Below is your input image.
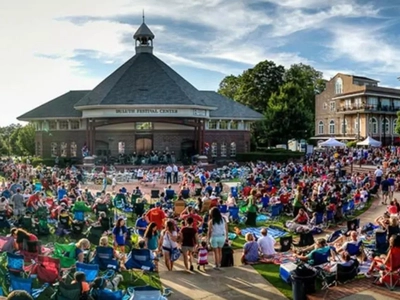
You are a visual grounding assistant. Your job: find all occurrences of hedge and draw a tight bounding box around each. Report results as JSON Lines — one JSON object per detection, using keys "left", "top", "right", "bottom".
{"left": 31, "top": 157, "right": 81, "bottom": 168}
{"left": 236, "top": 151, "right": 304, "bottom": 162}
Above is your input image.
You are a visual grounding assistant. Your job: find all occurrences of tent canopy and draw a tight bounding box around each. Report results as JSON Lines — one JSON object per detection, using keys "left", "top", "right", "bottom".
{"left": 356, "top": 136, "right": 381, "bottom": 147}
{"left": 319, "top": 138, "right": 346, "bottom": 147}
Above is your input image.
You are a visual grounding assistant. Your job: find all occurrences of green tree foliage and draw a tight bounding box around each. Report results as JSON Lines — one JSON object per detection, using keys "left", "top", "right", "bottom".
{"left": 264, "top": 82, "right": 312, "bottom": 143}
{"left": 396, "top": 113, "right": 400, "bottom": 135}
{"left": 218, "top": 60, "right": 324, "bottom": 147}
{"left": 0, "top": 123, "right": 35, "bottom": 156}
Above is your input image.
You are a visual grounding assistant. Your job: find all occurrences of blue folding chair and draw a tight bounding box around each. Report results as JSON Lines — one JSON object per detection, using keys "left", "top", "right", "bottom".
{"left": 311, "top": 248, "right": 332, "bottom": 266}
{"left": 9, "top": 275, "right": 48, "bottom": 298}
{"left": 91, "top": 247, "right": 119, "bottom": 271}
{"left": 346, "top": 200, "right": 355, "bottom": 216}
{"left": 128, "top": 286, "right": 164, "bottom": 300}
{"left": 76, "top": 262, "right": 99, "bottom": 282}
{"left": 73, "top": 211, "right": 85, "bottom": 222}
{"left": 230, "top": 187, "right": 238, "bottom": 198}
{"left": 7, "top": 252, "right": 25, "bottom": 275}
{"left": 125, "top": 248, "right": 156, "bottom": 284}
{"left": 326, "top": 210, "right": 335, "bottom": 227}
{"left": 218, "top": 205, "right": 228, "bottom": 214}
{"left": 345, "top": 241, "right": 363, "bottom": 256}
{"left": 34, "top": 183, "right": 42, "bottom": 192}
{"left": 165, "top": 189, "right": 175, "bottom": 200}
{"left": 181, "top": 189, "right": 190, "bottom": 199}
{"left": 315, "top": 212, "right": 324, "bottom": 226}
{"left": 270, "top": 204, "right": 281, "bottom": 221}
{"left": 228, "top": 206, "right": 239, "bottom": 222}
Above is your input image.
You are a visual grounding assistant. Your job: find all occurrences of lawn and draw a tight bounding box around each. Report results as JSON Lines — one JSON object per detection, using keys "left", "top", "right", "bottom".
{"left": 229, "top": 199, "right": 373, "bottom": 300}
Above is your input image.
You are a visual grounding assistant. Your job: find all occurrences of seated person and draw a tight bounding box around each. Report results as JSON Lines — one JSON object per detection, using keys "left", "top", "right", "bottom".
{"left": 328, "top": 251, "right": 357, "bottom": 272}
{"left": 366, "top": 234, "right": 400, "bottom": 277}
{"left": 71, "top": 271, "right": 90, "bottom": 295}
{"left": 241, "top": 233, "right": 259, "bottom": 264}
{"left": 226, "top": 193, "right": 236, "bottom": 208}
{"left": 257, "top": 228, "right": 276, "bottom": 258}
{"left": 13, "top": 228, "right": 38, "bottom": 251}
{"left": 133, "top": 186, "right": 142, "bottom": 196}
{"left": 138, "top": 239, "right": 158, "bottom": 271}
{"left": 295, "top": 238, "right": 332, "bottom": 266}
{"left": 98, "top": 212, "right": 111, "bottom": 232}
{"left": 75, "top": 238, "right": 91, "bottom": 263}
{"left": 333, "top": 231, "right": 362, "bottom": 254}
{"left": 292, "top": 209, "right": 309, "bottom": 225}
{"left": 90, "top": 274, "right": 124, "bottom": 299}
{"left": 93, "top": 236, "right": 121, "bottom": 260}
{"left": 58, "top": 209, "right": 72, "bottom": 230}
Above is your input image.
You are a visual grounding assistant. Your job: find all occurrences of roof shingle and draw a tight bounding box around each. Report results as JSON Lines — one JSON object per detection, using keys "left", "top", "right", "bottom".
{"left": 17, "top": 90, "right": 89, "bottom": 120}
{"left": 74, "top": 53, "right": 213, "bottom": 108}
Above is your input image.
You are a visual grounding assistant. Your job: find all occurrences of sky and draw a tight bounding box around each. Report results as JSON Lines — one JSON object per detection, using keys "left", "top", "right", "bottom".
{"left": 1, "top": 0, "right": 400, "bottom": 126}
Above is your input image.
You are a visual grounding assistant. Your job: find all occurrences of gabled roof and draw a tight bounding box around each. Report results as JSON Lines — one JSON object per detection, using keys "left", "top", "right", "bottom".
{"left": 353, "top": 75, "right": 379, "bottom": 83}
{"left": 200, "top": 91, "right": 264, "bottom": 120}
{"left": 75, "top": 53, "right": 213, "bottom": 108}
{"left": 134, "top": 22, "right": 155, "bottom": 39}
{"left": 17, "top": 90, "right": 89, "bottom": 121}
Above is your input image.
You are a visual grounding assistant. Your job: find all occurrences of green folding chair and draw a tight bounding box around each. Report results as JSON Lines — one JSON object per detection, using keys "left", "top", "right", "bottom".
{"left": 52, "top": 243, "right": 77, "bottom": 268}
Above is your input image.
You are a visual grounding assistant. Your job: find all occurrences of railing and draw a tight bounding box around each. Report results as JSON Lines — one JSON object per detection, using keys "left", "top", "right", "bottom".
{"left": 338, "top": 105, "right": 398, "bottom": 112}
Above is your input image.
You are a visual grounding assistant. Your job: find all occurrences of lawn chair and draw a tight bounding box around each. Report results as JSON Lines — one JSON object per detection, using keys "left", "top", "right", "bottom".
{"left": 91, "top": 246, "right": 119, "bottom": 271}
{"left": 125, "top": 248, "right": 156, "bottom": 284}
{"left": 315, "top": 212, "right": 324, "bottom": 227}
{"left": 228, "top": 206, "right": 239, "bottom": 223}
{"left": 174, "top": 199, "right": 185, "bottom": 217}
{"left": 52, "top": 243, "right": 77, "bottom": 268}
{"left": 325, "top": 210, "right": 335, "bottom": 227}
{"left": 345, "top": 200, "right": 355, "bottom": 217}
{"left": 7, "top": 252, "right": 30, "bottom": 276}
{"left": 51, "top": 281, "right": 82, "bottom": 300}
{"left": 311, "top": 248, "right": 332, "bottom": 267}
{"left": 181, "top": 189, "right": 190, "bottom": 199}
{"left": 269, "top": 204, "right": 282, "bottom": 221}
{"left": 76, "top": 262, "right": 99, "bottom": 282}
{"left": 365, "top": 230, "right": 388, "bottom": 257}
{"left": 277, "top": 236, "right": 292, "bottom": 252}
{"left": 165, "top": 189, "right": 175, "bottom": 200}
{"left": 9, "top": 275, "right": 49, "bottom": 298}
{"left": 319, "top": 259, "right": 359, "bottom": 289}
{"left": 218, "top": 205, "right": 229, "bottom": 222}
{"left": 150, "top": 190, "right": 160, "bottom": 199}
{"left": 345, "top": 219, "right": 360, "bottom": 234}
{"left": 0, "top": 212, "right": 10, "bottom": 229}
{"left": 87, "top": 226, "right": 105, "bottom": 245}
{"left": 377, "top": 246, "right": 400, "bottom": 290}
{"left": 32, "top": 256, "right": 60, "bottom": 284}
{"left": 344, "top": 241, "right": 363, "bottom": 259}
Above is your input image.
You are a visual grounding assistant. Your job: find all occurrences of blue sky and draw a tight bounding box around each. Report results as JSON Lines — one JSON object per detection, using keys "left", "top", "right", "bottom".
{"left": 1, "top": 0, "right": 400, "bottom": 126}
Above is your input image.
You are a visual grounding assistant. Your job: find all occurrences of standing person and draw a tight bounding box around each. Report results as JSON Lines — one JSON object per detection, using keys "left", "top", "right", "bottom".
{"left": 293, "top": 186, "right": 304, "bottom": 217}
{"left": 112, "top": 218, "right": 128, "bottom": 253}
{"left": 173, "top": 164, "right": 179, "bottom": 184}
{"left": 111, "top": 175, "right": 117, "bottom": 192}
{"left": 165, "top": 165, "right": 172, "bottom": 184}
{"left": 381, "top": 175, "right": 390, "bottom": 205}
{"left": 197, "top": 241, "right": 208, "bottom": 271}
{"left": 245, "top": 190, "right": 258, "bottom": 227}
{"left": 375, "top": 166, "right": 383, "bottom": 186}
{"left": 145, "top": 203, "right": 166, "bottom": 232}
{"left": 159, "top": 220, "right": 178, "bottom": 271}
{"left": 179, "top": 217, "right": 199, "bottom": 272}
{"left": 143, "top": 222, "right": 160, "bottom": 253}
{"left": 102, "top": 176, "right": 107, "bottom": 192}
{"left": 11, "top": 188, "right": 25, "bottom": 218}
{"left": 207, "top": 207, "right": 228, "bottom": 270}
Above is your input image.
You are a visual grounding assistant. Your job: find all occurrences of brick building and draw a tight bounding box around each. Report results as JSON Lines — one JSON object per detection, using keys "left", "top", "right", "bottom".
{"left": 314, "top": 73, "right": 400, "bottom": 145}
{"left": 18, "top": 20, "right": 263, "bottom": 160}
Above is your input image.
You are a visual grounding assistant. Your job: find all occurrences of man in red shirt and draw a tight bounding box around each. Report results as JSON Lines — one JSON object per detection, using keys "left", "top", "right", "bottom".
{"left": 145, "top": 203, "right": 166, "bottom": 231}
{"left": 26, "top": 191, "right": 40, "bottom": 210}
{"left": 180, "top": 206, "right": 203, "bottom": 232}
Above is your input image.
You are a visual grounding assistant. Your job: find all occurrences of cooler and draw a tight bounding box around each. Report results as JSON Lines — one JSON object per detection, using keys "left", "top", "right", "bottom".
{"left": 280, "top": 262, "right": 297, "bottom": 283}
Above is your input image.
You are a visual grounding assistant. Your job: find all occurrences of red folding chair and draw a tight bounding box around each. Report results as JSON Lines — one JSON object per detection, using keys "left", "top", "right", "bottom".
{"left": 31, "top": 255, "right": 61, "bottom": 284}
{"left": 378, "top": 247, "right": 400, "bottom": 290}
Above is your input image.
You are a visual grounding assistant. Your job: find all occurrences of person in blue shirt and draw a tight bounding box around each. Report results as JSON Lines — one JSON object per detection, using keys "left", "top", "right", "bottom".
{"left": 135, "top": 213, "right": 148, "bottom": 237}
{"left": 90, "top": 275, "right": 124, "bottom": 300}
{"left": 205, "top": 182, "right": 213, "bottom": 196}
{"left": 112, "top": 217, "right": 128, "bottom": 253}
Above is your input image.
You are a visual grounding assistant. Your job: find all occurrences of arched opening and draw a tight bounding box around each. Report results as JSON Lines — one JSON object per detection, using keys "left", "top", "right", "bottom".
{"left": 370, "top": 117, "right": 378, "bottom": 134}
{"left": 318, "top": 121, "right": 324, "bottom": 134}
{"left": 329, "top": 120, "right": 335, "bottom": 134}
{"left": 136, "top": 138, "right": 152, "bottom": 155}
{"left": 335, "top": 78, "right": 343, "bottom": 94}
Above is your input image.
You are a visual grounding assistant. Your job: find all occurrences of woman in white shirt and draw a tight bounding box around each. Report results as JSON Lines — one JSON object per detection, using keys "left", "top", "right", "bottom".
{"left": 159, "top": 219, "right": 178, "bottom": 271}
{"left": 226, "top": 193, "right": 236, "bottom": 208}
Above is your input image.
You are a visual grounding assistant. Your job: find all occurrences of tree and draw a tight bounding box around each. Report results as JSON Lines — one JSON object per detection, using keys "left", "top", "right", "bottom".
{"left": 218, "top": 75, "right": 241, "bottom": 100}
{"left": 264, "top": 82, "right": 312, "bottom": 144}
{"left": 16, "top": 123, "right": 35, "bottom": 156}
{"left": 236, "top": 60, "right": 285, "bottom": 113}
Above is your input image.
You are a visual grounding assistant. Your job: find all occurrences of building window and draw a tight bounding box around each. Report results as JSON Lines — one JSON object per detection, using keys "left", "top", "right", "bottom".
{"left": 394, "top": 100, "right": 400, "bottom": 110}
{"left": 60, "top": 142, "right": 68, "bottom": 157}
{"left": 230, "top": 121, "right": 238, "bottom": 130}
{"left": 335, "top": 78, "right": 343, "bottom": 94}
{"left": 318, "top": 121, "right": 324, "bottom": 134}
{"left": 49, "top": 121, "right": 57, "bottom": 130}
{"left": 211, "top": 142, "right": 217, "bottom": 157}
{"left": 51, "top": 142, "right": 58, "bottom": 157}
{"left": 370, "top": 117, "right": 378, "bottom": 134}
{"left": 330, "top": 101, "right": 336, "bottom": 112}
{"left": 367, "top": 97, "right": 378, "bottom": 109}
{"left": 355, "top": 97, "right": 362, "bottom": 108}
{"left": 394, "top": 119, "right": 398, "bottom": 135}
{"left": 70, "top": 120, "right": 80, "bottom": 130}
{"left": 344, "top": 99, "right": 352, "bottom": 109}
{"left": 220, "top": 142, "right": 227, "bottom": 157}
{"left": 329, "top": 120, "right": 335, "bottom": 134}
{"left": 59, "top": 121, "right": 68, "bottom": 130}
{"left": 36, "top": 142, "right": 41, "bottom": 156}
{"left": 381, "top": 98, "right": 390, "bottom": 111}
{"left": 118, "top": 141, "right": 125, "bottom": 154}
{"left": 208, "top": 121, "right": 217, "bottom": 129}
{"left": 219, "top": 121, "right": 228, "bottom": 130}
{"left": 135, "top": 122, "right": 152, "bottom": 130}
{"left": 70, "top": 142, "right": 77, "bottom": 157}
{"left": 382, "top": 117, "right": 390, "bottom": 134}
{"left": 230, "top": 142, "right": 236, "bottom": 157}
{"left": 341, "top": 119, "right": 348, "bottom": 134}
{"left": 354, "top": 119, "right": 359, "bottom": 135}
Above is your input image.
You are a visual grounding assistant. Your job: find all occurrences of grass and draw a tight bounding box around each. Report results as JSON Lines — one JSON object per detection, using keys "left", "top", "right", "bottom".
{"left": 229, "top": 199, "right": 374, "bottom": 300}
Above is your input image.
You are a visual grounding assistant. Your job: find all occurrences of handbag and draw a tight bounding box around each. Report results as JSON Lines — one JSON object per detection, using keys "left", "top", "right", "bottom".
{"left": 167, "top": 233, "right": 181, "bottom": 262}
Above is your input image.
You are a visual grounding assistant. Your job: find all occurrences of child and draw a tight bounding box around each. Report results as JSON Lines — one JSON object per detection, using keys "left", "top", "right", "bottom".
{"left": 197, "top": 241, "right": 208, "bottom": 271}
{"left": 112, "top": 217, "right": 128, "bottom": 253}
{"left": 91, "top": 274, "right": 124, "bottom": 298}
{"left": 71, "top": 271, "right": 90, "bottom": 298}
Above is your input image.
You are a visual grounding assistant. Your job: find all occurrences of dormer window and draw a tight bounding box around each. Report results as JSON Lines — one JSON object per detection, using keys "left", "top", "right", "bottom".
{"left": 335, "top": 78, "right": 343, "bottom": 94}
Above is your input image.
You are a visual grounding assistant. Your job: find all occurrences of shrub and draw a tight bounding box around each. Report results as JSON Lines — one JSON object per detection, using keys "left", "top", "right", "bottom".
{"left": 346, "top": 141, "right": 357, "bottom": 148}
{"left": 31, "top": 157, "right": 44, "bottom": 167}
{"left": 236, "top": 151, "right": 304, "bottom": 162}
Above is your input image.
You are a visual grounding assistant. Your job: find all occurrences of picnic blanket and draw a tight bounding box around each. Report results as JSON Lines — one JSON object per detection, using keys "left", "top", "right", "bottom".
{"left": 240, "top": 226, "right": 287, "bottom": 239}
{"left": 246, "top": 252, "right": 296, "bottom": 265}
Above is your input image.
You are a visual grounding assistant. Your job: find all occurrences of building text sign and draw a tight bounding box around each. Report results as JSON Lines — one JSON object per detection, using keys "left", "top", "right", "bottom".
{"left": 116, "top": 109, "right": 178, "bottom": 114}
